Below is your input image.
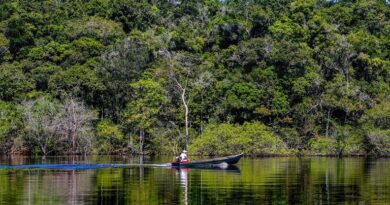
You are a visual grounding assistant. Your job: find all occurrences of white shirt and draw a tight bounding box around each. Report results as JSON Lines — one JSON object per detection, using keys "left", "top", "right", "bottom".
{"left": 180, "top": 153, "right": 187, "bottom": 160}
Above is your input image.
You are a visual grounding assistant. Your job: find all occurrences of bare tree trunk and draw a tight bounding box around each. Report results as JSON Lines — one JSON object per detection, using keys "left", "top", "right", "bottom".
{"left": 173, "top": 74, "right": 190, "bottom": 150}
{"left": 71, "top": 132, "right": 76, "bottom": 154}
{"left": 326, "top": 109, "right": 331, "bottom": 137}
{"left": 40, "top": 143, "right": 47, "bottom": 157}
{"left": 71, "top": 99, "right": 78, "bottom": 154}
{"left": 181, "top": 89, "right": 189, "bottom": 150}
{"left": 200, "top": 94, "right": 204, "bottom": 133}
{"left": 139, "top": 129, "right": 144, "bottom": 155}
{"left": 161, "top": 49, "right": 191, "bottom": 150}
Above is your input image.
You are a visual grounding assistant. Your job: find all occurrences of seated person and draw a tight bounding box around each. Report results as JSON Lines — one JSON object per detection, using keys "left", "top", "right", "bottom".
{"left": 178, "top": 150, "right": 188, "bottom": 162}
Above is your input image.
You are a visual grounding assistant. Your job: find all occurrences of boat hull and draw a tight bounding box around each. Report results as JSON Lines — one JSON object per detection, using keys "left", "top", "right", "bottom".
{"left": 171, "top": 153, "right": 243, "bottom": 168}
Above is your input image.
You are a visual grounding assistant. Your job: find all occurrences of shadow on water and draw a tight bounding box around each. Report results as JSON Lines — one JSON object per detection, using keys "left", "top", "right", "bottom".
{"left": 171, "top": 164, "right": 241, "bottom": 173}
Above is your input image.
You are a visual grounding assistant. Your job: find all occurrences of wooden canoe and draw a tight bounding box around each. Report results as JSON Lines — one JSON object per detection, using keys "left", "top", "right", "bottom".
{"left": 171, "top": 153, "right": 243, "bottom": 168}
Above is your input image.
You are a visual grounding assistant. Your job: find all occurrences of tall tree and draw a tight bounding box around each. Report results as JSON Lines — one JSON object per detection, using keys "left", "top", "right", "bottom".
{"left": 125, "top": 79, "right": 168, "bottom": 154}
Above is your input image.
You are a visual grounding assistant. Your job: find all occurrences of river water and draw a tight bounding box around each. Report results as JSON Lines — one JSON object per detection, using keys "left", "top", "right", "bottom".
{"left": 0, "top": 156, "right": 389, "bottom": 205}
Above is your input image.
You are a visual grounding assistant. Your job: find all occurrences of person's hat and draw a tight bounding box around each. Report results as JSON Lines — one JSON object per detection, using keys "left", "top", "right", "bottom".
{"left": 182, "top": 150, "right": 187, "bottom": 153}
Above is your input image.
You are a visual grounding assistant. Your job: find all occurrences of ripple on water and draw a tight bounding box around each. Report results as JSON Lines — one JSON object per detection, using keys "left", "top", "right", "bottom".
{"left": 0, "top": 157, "right": 389, "bottom": 205}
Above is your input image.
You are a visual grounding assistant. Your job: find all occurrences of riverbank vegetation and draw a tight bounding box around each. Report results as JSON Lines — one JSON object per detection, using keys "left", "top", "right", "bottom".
{"left": 0, "top": 0, "right": 389, "bottom": 156}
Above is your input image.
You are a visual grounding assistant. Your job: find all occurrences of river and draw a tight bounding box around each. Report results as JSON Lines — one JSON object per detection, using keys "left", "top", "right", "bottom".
{"left": 0, "top": 156, "right": 389, "bottom": 204}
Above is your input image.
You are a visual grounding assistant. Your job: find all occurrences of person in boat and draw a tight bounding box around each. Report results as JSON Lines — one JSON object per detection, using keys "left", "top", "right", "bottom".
{"left": 178, "top": 150, "right": 188, "bottom": 162}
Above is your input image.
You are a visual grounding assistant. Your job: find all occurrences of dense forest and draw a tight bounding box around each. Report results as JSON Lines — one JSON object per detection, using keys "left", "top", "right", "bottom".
{"left": 0, "top": 0, "right": 389, "bottom": 156}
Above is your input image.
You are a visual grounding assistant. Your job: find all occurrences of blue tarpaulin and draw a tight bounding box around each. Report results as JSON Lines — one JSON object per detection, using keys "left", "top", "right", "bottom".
{"left": 0, "top": 163, "right": 170, "bottom": 170}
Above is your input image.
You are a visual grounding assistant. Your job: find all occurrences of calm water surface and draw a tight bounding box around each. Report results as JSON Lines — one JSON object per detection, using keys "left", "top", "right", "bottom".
{"left": 0, "top": 156, "right": 389, "bottom": 205}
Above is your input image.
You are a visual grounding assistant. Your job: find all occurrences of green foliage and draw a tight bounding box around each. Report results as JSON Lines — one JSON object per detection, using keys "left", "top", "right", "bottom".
{"left": 363, "top": 129, "right": 390, "bottom": 156}
{"left": 308, "top": 130, "right": 362, "bottom": 156}
{"left": 27, "top": 41, "right": 71, "bottom": 63}
{"left": 190, "top": 121, "right": 288, "bottom": 156}
{"left": 29, "top": 63, "right": 61, "bottom": 91}
{"left": 85, "top": 0, "right": 110, "bottom": 17}
{"left": 0, "top": 2, "right": 16, "bottom": 21}
{"left": 5, "top": 17, "right": 34, "bottom": 57}
{"left": 67, "top": 16, "right": 124, "bottom": 45}
{"left": 125, "top": 79, "right": 168, "bottom": 130}
{"left": 308, "top": 137, "right": 338, "bottom": 155}
{"left": 0, "top": 101, "right": 14, "bottom": 140}
{"left": 0, "top": 101, "right": 22, "bottom": 153}
{"left": 96, "top": 120, "right": 124, "bottom": 153}
{"left": 360, "top": 99, "right": 390, "bottom": 156}
{"left": 272, "top": 90, "right": 289, "bottom": 115}
{"left": 361, "top": 99, "right": 390, "bottom": 129}
{"left": 149, "top": 127, "right": 184, "bottom": 155}
{"left": 70, "top": 37, "right": 105, "bottom": 63}
{"left": 99, "top": 37, "right": 151, "bottom": 118}
{"left": 0, "top": 63, "right": 34, "bottom": 101}
{"left": 110, "top": 0, "right": 158, "bottom": 32}
{"left": 48, "top": 64, "right": 103, "bottom": 103}
{"left": 0, "top": 0, "right": 389, "bottom": 156}
{"left": 276, "top": 127, "right": 300, "bottom": 149}
{"left": 269, "top": 17, "right": 309, "bottom": 42}
{"left": 226, "top": 82, "right": 261, "bottom": 110}
{"left": 0, "top": 33, "right": 10, "bottom": 62}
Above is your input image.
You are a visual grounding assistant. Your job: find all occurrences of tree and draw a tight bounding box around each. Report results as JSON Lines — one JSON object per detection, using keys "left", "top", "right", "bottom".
{"left": 0, "top": 63, "right": 34, "bottom": 101}
{"left": 29, "top": 63, "right": 62, "bottom": 91}
{"left": 360, "top": 98, "right": 390, "bottom": 156}
{"left": 54, "top": 98, "right": 97, "bottom": 154}
{"left": 0, "top": 101, "right": 22, "bottom": 154}
{"left": 100, "top": 38, "right": 151, "bottom": 118}
{"left": 319, "top": 35, "right": 356, "bottom": 89}
{"left": 96, "top": 120, "right": 125, "bottom": 153}
{"left": 5, "top": 17, "right": 34, "bottom": 58}
{"left": 160, "top": 51, "right": 199, "bottom": 150}
{"left": 22, "top": 97, "right": 96, "bottom": 155}
{"left": 48, "top": 64, "right": 104, "bottom": 106}
{"left": 110, "top": 0, "right": 158, "bottom": 32}
{"left": 0, "top": 33, "right": 11, "bottom": 62}
{"left": 69, "top": 37, "right": 104, "bottom": 64}
{"left": 193, "top": 71, "right": 215, "bottom": 132}
{"left": 67, "top": 16, "right": 124, "bottom": 45}
{"left": 125, "top": 79, "right": 168, "bottom": 154}
{"left": 22, "top": 97, "right": 63, "bottom": 156}
{"left": 27, "top": 41, "right": 71, "bottom": 63}
{"left": 225, "top": 81, "right": 262, "bottom": 122}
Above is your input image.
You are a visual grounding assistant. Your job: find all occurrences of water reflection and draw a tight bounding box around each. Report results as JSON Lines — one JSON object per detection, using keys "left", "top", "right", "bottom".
{"left": 0, "top": 157, "right": 389, "bottom": 205}
{"left": 177, "top": 168, "right": 188, "bottom": 205}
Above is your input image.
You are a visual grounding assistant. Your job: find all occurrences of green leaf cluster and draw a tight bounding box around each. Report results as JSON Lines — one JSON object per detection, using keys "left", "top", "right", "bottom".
{"left": 190, "top": 121, "right": 289, "bottom": 156}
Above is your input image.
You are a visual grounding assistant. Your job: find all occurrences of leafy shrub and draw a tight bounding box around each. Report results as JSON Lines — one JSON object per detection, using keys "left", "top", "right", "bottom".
{"left": 0, "top": 101, "right": 23, "bottom": 153}
{"left": 190, "top": 121, "right": 288, "bottom": 156}
{"left": 363, "top": 129, "right": 390, "bottom": 156}
{"left": 96, "top": 120, "right": 124, "bottom": 153}
{"left": 308, "top": 137, "right": 338, "bottom": 155}
{"left": 360, "top": 100, "right": 390, "bottom": 156}
{"left": 309, "top": 124, "right": 364, "bottom": 156}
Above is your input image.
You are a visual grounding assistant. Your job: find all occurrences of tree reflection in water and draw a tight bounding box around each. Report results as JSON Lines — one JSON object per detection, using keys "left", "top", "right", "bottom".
{"left": 0, "top": 156, "right": 389, "bottom": 205}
